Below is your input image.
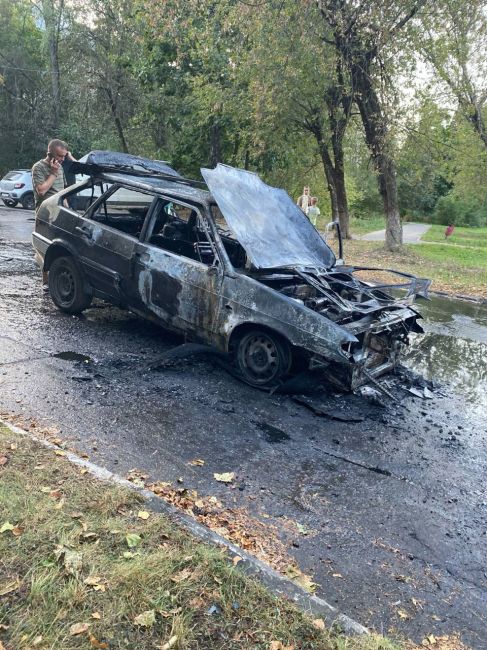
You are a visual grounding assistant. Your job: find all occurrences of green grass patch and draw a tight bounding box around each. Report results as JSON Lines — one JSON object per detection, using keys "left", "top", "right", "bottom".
{"left": 420, "top": 225, "right": 487, "bottom": 248}
{"left": 342, "top": 239, "right": 487, "bottom": 299}
{"left": 0, "top": 426, "right": 407, "bottom": 650}
{"left": 349, "top": 216, "right": 385, "bottom": 236}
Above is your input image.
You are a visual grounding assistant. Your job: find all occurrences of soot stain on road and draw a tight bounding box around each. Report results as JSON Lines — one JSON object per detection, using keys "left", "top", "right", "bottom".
{"left": 1, "top": 209, "right": 486, "bottom": 648}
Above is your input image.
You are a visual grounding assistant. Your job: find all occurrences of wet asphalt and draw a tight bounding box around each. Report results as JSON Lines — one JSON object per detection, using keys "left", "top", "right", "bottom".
{"left": 0, "top": 206, "right": 486, "bottom": 648}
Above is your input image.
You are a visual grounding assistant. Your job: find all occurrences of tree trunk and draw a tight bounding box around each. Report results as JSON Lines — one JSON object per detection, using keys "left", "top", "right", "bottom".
{"left": 48, "top": 36, "right": 61, "bottom": 132}
{"left": 464, "top": 100, "right": 487, "bottom": 150}
{"left": 209, "top": 120, "right": 221, "bottom": 167}
{"left": 104, "top": 87, "right": 129, "bottom": 153}
{"left": 312, "top": 120, "right": 351, "bottom": 239}
{"left": 42, "top": 0, "right": 64, "bottom": 133}
{"left": 352, "top": 60, "right": 403, "bottom": 251}
{"left": 334, "top": 171, "right": 350, "bottom": 239}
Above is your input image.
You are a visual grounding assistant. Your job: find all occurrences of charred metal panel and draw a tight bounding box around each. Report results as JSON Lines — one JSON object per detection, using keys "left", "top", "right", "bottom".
{"left": 216, "top": 273, "right": 357, "bottom": 363}
{"left": 202, "top": 164, "right": 336, "bottom": 270}
{"left": 71, "top": 151, "right": 182, "bottom": 179}
{"left": 135, "top": 246, "right": 222, "bottom": 341}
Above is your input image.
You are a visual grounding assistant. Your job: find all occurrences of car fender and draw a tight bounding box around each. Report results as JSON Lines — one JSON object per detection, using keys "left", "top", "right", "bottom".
{"left": 44, "top": 238, "right": 80, "bottom": 271}
{"left": 220, "top": 275, "right": 357, "bottom": 364}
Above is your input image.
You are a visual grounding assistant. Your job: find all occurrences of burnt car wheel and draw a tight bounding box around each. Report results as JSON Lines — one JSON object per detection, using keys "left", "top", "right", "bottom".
{"left": 234, "top": 329, "right": 291, "bottom": 387}
{"left": 49, "top": 256, "right": 92, "bottom": 314}
{"left": 21, "top": 192, "right": 35, "bottom": 210}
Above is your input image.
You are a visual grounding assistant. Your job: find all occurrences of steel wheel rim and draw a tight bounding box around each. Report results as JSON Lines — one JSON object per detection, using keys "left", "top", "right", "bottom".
{"left": 56, "top": 267, "right": 75, "bottom": 304}
{"left": 241, "top": 334, "right": 280, "bottom": 383}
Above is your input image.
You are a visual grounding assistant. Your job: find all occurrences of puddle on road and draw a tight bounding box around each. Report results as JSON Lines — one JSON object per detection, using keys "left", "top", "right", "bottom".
{"left": 405, "top": 296, "right": 487, "bottom": 418}
{"left": 52, "top": 351, "right": 93, "bottom": 363}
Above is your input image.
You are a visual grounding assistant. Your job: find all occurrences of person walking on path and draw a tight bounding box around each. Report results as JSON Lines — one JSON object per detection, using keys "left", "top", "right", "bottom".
{"left": 307, "top": 197, "right": 321, "bottom": 227}
{"left": 31, "top": 139, "right": 76, "bottom": 289}
{"left": 444, "top": 223, "right": 455, "bottom": 240}
{"left": 297, "top": 186, "right": 311, "bottom": 215}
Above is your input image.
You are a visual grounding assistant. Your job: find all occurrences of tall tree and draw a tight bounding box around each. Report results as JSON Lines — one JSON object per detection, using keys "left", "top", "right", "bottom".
{"left": 0, "top": 0, "right": 49, "bottom": 169}
{"left": 31, "top": 0, "right": 66, "bottom": 133}
{"left": 418, "top": 0, "right": 487, "bottom": 150}
{"left": 317, "top": 0, "right": 426, "bottom": 251}
{"left": 241, "top": 0, "right": 354, "bottom": 235}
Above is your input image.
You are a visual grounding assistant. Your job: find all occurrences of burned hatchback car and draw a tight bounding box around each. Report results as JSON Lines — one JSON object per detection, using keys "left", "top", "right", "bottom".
{"left": 32, "top": 151, "right": 430, "bottom": 390}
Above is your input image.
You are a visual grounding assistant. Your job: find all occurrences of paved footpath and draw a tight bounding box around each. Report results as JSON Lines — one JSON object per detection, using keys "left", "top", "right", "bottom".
{"left": 360, "top": 223, "right": 431, "bottom": 243}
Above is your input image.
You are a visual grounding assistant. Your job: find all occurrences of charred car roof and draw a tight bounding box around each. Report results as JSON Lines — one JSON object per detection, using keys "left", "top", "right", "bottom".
{"left": 74, "top": 152, "right": 338, "bottom": 270}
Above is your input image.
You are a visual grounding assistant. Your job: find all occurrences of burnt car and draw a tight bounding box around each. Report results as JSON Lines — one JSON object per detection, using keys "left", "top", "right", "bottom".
{"left": 32, "top": 151, "right": 430, "bottom": 390}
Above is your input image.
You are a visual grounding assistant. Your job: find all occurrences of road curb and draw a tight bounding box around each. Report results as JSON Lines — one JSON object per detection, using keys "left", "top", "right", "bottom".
{"left": 428, "top": 289, "right": 487, "bottom": 305}
{"left": 1, "top": 417, "right": 368, "bottom": 637}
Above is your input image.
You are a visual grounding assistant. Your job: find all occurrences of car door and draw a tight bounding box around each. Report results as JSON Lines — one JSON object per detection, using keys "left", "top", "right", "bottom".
{"left": 132, "top": 198, "right": 223, "bottom": 342}
{"left": 70, "top": 183, "right": 156, "bottom": 302}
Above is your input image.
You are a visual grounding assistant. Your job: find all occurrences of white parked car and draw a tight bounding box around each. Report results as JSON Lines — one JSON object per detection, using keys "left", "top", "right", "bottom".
{"left": 0, "top": 170, "right": 35, "bottom": 209}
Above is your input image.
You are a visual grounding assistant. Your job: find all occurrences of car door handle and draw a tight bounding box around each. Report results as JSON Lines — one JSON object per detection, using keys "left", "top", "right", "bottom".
{"left": 75, "top": 226, "right": 93, "bottom": 240}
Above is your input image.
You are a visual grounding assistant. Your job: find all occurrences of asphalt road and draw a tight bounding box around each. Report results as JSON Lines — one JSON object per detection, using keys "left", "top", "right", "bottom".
{"left": 360, "top": 223, "right": 432, "bottom": 243}
{"left": 0, "top": 205, "right": 486, "bottom": 647}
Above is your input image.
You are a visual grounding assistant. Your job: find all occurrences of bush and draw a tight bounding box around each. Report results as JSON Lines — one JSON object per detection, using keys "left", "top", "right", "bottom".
{"left": 432, "top": 193, "right": 487, "bottom": 227}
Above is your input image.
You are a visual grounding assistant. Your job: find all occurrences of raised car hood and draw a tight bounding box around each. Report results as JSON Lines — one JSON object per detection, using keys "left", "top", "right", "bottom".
{"left": 201, "top": 164, "right": 336, "bottom": 270}
{"left": 71, "top": 151, "right": 182, "bottom": 179}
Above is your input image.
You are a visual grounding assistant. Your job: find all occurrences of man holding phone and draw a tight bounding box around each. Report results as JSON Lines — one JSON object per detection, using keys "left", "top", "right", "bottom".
{"left": 31, "top": 139, "right": 76, "bottom": 289}
{"left": 31, "top": 139, "right": 75, "bottom": 210}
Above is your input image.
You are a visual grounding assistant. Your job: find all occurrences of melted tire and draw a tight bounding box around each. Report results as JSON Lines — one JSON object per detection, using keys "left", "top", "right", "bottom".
{"left": 49, "top": 256, "right": 92, "bottom": 314}
{"left": 234, "top": 329, "right": 291, "bottom": 388}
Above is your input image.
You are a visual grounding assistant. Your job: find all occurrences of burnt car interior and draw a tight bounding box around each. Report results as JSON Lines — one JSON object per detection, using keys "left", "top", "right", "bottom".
{"left": 147, "top": 201, "right": 216, "bottom": 264}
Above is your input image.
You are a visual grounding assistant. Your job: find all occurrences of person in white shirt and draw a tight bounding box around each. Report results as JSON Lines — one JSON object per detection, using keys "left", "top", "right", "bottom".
{"left": 307, "top": 197, "right": 321, "bottom": 226}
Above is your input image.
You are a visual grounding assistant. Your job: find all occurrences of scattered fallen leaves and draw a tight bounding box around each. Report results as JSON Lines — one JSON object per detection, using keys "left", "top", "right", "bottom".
{"left": 269, "top": 641, "right": 295, "bottom": 650}
{"left": 91, "top": 612, "right": 101, "bottom": 620}
{"left": 232, "top": 555, "right": 242, "bottom": 566}
{"left": 134, "top": 609, "right": 156, "bottom": 627}
{"left": 137, "top": 510, "right": 150, "bottom": 520}
{"left": 332, "top": 573, "right": 343, "bottom": 579}
{"left": 0, "top": 455, "right": 8, "bottom": 466}
{"left": 0, "top": 521, "right": 14, "bottom": 533}
{"left": 398, "top": 609, "right": 411, "bottom": 620}
{"left": 0, "top": 578, "right": 22, "bottom": 596}
{"left": 126, "top": 469, "right": 148, "bottom": 488}
{"left": 285, "top": 566, "right": 317, "bottom": 593}
{"left": 157, "top": 636, "right": 178, "bottom": 650}
{"left": 296, "top": 523, "right": 308, "bottom": 536}
{"left": 312, "top": 618, "right": 325, "bottom": 630}
{"left": 32, "top": 636, "right": 43, "bottom": 646}
{"left": 126, "top": 533, "right": 142, "bottom": 548}
{"left": 84, "top": 576, "right": 106, "bottom": 591}
{"left": 171, "top": 567, "right": 193, "bottom": 583}
{"left": 89, "top": 634, "right": 109, "bottom": 649}
{"left": 213, "top": 472, "right": 235, "bottom": 483}
{"left": 188, "top": 458, "right": 205, "bottom": 466}
{"left": 146, "top": 480, "right": 294, "bottom": 573}
{"left": 69, "top": 622, "right": 91, "bottom": 636}
{"left": 54, "top": 545, "right": 83, "bottom": 577}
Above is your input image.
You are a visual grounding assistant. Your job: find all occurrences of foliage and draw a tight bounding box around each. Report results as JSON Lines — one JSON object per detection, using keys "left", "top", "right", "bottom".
{"left": 432, "top": 193, "right": 487, "bottom": 227}
{"left": 1, "top": 0, "right": 487, "bottom": 228}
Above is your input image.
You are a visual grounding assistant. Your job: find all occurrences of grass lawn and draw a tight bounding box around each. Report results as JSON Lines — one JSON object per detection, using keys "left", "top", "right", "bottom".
{"left": 348, "top": 216, "right": 386, "bottom": 237}
{"left": 420, "top": 225, "right": 487, "bottom": 248}
{"left": 340, "top": 239, "right": 487, "bottom": 299}
{"left": 0, "top": 425, "right": 414, "bottom": 650}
